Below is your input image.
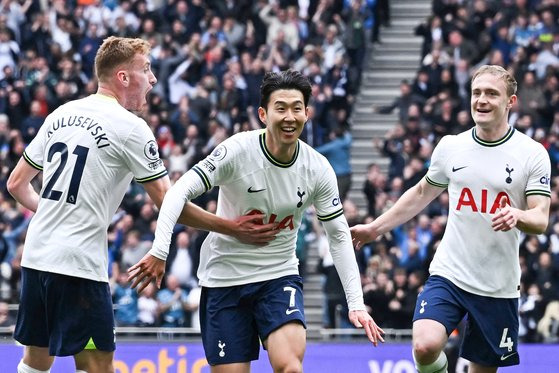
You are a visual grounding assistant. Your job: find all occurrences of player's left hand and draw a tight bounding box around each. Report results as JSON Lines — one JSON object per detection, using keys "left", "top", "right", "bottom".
{"left": 349, "top": 310, "right": 385, "bottom": 346}
{"left": 492, "top": 196, "right": 519, "bottom": 232}
{"left": 127, "top": 253, "right": 166, "bottom": 293}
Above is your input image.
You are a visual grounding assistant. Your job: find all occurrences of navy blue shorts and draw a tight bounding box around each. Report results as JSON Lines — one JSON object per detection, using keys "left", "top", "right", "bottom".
{"left": 200, "top": 275, "right": 306, "bottom": 365}
{"left": 413, "top": 275, "right": 519, "bottom": 367}
{"left": 14, "top": 267, "right": 116, "bottom": 356}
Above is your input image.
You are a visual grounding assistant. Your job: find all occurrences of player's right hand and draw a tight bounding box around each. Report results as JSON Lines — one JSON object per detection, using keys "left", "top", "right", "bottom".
{"left": 232, "top": 214, "right": 279, "bottom": 245}
{"left": 350, "top": 223, "right": 377, "bottom": 250}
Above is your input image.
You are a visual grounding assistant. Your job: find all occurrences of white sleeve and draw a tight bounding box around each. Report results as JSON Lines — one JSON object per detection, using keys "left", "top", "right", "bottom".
{"left": 148, "top": 169, "right": 207, "bottom": 260}
{"left": 122, "top": 120, "right": 168, "bottom": 183}
{"left": 321, "top": 216, "right": 366, "bottom": 311}
{"left": 526, "top": 142, "right": 552, "bottom": 197}
{"left": 425, "top": 135, "right": 451, "bottom": 187}
{"left": 150, "top": 138, "right": 239, "bottom": 260}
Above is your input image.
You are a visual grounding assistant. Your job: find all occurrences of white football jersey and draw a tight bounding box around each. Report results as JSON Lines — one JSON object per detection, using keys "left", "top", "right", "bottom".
{"left": 426, "top": 127, "right": 551, "bottom": 298}
{"left": 150, "top": 129, "right": 366, "bottom": 311}
{"left": 22, "top": 94, "right": 167, "bottom": 282}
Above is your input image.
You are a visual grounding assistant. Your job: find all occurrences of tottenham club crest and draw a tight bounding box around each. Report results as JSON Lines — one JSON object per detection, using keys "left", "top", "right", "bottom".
{"left": 144, "top": 140, "right": 159, "bottom": 161}
{"left": 209, "top": 144, "right": 227, "bottom": 161}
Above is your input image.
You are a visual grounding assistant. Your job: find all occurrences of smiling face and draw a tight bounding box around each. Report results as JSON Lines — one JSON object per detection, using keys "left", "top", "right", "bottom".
{"left": 470, "top": 72, "right": 516, "bottom": 133}
{"left": 259, "top": 89, "right": 308, "bottom": 161}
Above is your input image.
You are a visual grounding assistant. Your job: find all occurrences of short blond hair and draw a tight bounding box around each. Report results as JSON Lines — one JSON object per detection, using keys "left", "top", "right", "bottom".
{"left": 94, "top": 36, "right": 151, "bottom": 82}
{"left": 471, "top": 65, "right": 517, "bottom": 97}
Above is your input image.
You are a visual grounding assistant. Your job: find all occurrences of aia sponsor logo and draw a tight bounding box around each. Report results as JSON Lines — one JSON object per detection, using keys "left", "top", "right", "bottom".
{"left": 246, "top": 209, "right": 295, "bottom": 230}
{"left": 456, "top": 188, "right": 510, "bottom": 213}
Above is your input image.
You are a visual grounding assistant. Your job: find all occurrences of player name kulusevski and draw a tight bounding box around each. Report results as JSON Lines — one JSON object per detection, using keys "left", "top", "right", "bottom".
{"left": 46, "top": 115, "right": 110, "bottom": 148}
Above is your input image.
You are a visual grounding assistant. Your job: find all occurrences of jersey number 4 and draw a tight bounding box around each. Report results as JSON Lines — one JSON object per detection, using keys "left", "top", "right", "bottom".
{"left": 42, "top": 142, "right": 89, "bottom": 204}
{"left": 499, "top": 327, "right": 514, "bottom": 352}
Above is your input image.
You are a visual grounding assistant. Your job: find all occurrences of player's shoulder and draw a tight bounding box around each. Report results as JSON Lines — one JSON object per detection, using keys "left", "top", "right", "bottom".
{"left": 227, "top": 129, "right": 262, "bottom": 145}
{"left": 207, "top": 129, "right": 262, "bottom": 162}
{"left": 298, "top": 139, "right": 332, "bottom": 168}
{"left": 435, "top": 131, "right": 466, "bottom": 150}
{"left": 511, "top": 127, "right": 546, "bottom": 150}
{"left": 300, "top": 139, "right": 327, "bottom": 158}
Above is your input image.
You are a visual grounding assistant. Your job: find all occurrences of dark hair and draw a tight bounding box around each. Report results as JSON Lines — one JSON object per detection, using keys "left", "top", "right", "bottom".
{"left": 259, "top": 70, "right": 312, "bottom": 110}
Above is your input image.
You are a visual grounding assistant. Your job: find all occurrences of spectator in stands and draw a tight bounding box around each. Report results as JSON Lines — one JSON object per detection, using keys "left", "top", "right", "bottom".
{"left": 446, "top": 29, "right": 479, "bottom": 67}
{"left": 374, "top": 79, "right": 425, "bottom": 124}
{"left": 120, "top": 230, "right": 151, "bottom": 272}
{"left": 339, "top": 0, "right": 369, "bottom": 89}
{"left": 363, "top": 162, "right": 387, "bottom": 218}
{"left": 157, "top": 274, "right": 191, "bottom": 327}
{"left": 537, "top": 300, "right": 559, "bottom": 343}
{"left": 20, "top": 100, "right": 45, "bottom": 144}
{"left": 386, "top": 267, "right": 416, "bottom": 329}
{"left": 111, "top": 272, "right": 139, "bottom": 327}
{"left": 0, "top": 28, "right": 19, "bottom": 81}
{"left": 259, "top": 2, "right": 299, "bottom": 52}
{"left": 533, "top": 37, "right": 559, "bottom": 80}
{"left": 299, "top": 103, "right": 327, "bottom": 147}
{"left": 363, "top": 271, "right": 393, "bottom": 328}
{"left": 379, "top": 123, "right": 406, "bottom": 180}
{"left": 185, "top": 285, "right": 202, "bottom": 331}
{"left": 137, "top": 282, "right": 159, "bottom": 327}
{"left": 517, "top": 70, "right": 546, "bottom": 127}
{"left": 315, "top": 127, "right": 353, "bottom": 201}
{"left": 519, "top": 282, "right": 544, "bottom": 343}
{"left": 412, "top": 68, "right": 435, "bottom": 102}
{"left": 321, "top": 23, "right": 345, "bottom": 71}
{"left": 167, "top": 231, "right": 197, "bottom": 291}
{"left": 415, "top": 15, "right": 444, "bottom": 60}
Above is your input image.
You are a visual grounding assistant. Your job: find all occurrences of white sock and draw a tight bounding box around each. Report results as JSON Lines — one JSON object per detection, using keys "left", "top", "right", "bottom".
{"left": 413, "top": 351, "right": 448, "bottom": 373}
{"left": 76, "top": 370, "right": 88, "bottom": 373}
{"left": 17, "top": 360, "right": 51, "bottom": 373}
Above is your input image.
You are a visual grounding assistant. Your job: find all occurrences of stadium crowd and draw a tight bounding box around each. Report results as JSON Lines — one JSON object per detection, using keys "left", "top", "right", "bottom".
{"left": 0, "top": 0, "right": 558, "bottom": 345}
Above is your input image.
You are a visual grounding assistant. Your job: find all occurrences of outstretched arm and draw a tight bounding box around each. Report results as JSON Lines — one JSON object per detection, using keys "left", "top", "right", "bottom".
{"left": 351, "top": 177, "right": 444, "bottom": 248}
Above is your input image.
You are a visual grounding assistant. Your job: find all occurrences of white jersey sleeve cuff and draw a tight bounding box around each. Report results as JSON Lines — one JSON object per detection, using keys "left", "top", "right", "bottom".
{"left": 321, "top": 217, "right": 366, "bottom": 311}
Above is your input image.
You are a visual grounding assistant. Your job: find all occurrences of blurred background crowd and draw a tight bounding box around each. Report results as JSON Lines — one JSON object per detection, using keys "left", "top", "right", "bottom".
{"left": 0, "top": 0, "right": 558, "bottom": 345}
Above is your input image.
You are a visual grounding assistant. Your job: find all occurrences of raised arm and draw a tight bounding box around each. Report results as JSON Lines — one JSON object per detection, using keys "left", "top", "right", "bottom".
{"left": 351, "top": 177, "right": 444, "bottom": 248}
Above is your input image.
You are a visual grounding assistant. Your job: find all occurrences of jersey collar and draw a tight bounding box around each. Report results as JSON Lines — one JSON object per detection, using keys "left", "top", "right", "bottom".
{"left": 472, "top": 126, "right": 514, "bottom": 147}
{"left": 259, "top": 133, "right": 299, "bottom": 168}
{"left": 93, "top": 93, "right": 118, "bottom": 102}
